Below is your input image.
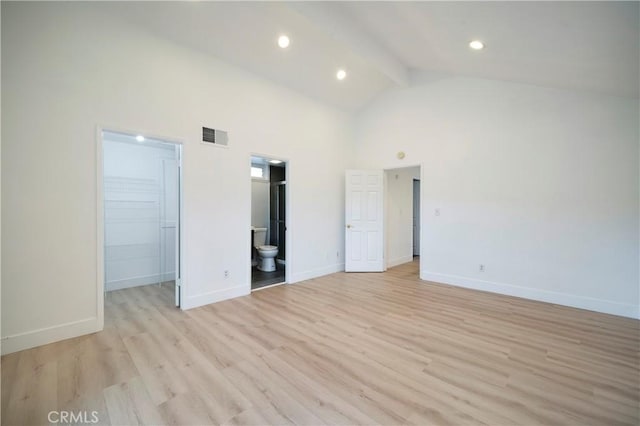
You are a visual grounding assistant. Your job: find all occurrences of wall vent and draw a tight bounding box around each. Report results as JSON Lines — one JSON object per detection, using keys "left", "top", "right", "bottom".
{"left": 202, "top": 127, "right": 229, "bottom": 147}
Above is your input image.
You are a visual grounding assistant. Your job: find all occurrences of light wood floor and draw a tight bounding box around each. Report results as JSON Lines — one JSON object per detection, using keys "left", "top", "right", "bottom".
{"left": 3, "top": 260, "right": 639, "bottom": 425}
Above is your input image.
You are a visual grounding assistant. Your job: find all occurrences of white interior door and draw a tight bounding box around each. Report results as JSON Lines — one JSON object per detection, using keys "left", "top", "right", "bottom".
{"left": 345, "top": 170, "right": 384, "bottom": 272}
{"left": 160, "top": 157, "right": 179, "bottom": 307}
{"left": 413, "top": 179, "right": 420, "bottom": 256}
{"left": 174, "top": 146, "right": 182, "bottom": 307}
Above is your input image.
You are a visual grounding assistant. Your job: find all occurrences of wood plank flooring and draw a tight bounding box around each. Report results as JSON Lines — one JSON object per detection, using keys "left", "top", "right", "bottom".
{"left": 2, "top": 260, "right": 639, "bottom": 425}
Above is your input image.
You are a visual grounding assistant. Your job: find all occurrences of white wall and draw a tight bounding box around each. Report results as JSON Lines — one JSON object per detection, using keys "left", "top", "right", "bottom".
{"left": 355, "top": 77, "right": 640, "bottom": 318}
{"left": 1, "top": 2, "right": 350, "bottom": 353}
{"left": 103, "top": 138, "right": 177, "bottom": 291}
{"left": 385, "top": 166, "right": 420, "bottom": 268}
{"left": 251, "top": 180, "right": 270, "bottom": 230}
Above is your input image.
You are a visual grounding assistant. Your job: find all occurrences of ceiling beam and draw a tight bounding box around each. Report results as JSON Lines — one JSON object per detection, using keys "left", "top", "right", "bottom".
{"left": 288, "top": 2, "right": 409, "bottom": 87}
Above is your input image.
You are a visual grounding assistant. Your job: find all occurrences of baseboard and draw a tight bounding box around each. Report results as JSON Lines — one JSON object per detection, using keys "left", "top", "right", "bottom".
{"left": 388, "top": 255, "right": 414, "bottom": 268}
{"left": 106, "top": 272, "right": 175, "bottom": 291}
{"left": 1, "top": 317, "right": 100, "bottom": 355}
{"left": 420, "top": 270, "right": 640, "bottom": 319}
{"left": 290, "top": 263, "right": 345, "bottom": 284}
{"left": 181, "top": 284, "right": 250, "bottom": 310}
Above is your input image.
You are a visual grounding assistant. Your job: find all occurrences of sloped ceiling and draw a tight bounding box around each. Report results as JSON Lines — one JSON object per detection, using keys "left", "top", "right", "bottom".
{"left": 100, "top": 1, "right": 639, "bottom": 111}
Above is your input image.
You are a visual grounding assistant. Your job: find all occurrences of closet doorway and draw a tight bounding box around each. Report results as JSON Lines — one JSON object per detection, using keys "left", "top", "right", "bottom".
{"left": 99, "top": 129, "right": 183, "bottom": 317}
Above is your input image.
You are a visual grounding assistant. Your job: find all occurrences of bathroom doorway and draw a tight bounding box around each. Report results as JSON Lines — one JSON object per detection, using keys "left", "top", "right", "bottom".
{"left": 250, "top": 155, "right": 287, "bottom": 290}
{"left": 99, "top": 129, "right": 183, "bottom": 316}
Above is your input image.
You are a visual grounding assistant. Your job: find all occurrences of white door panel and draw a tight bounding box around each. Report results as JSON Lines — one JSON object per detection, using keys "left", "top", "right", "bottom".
{"left": 345, "top": 170, "right": 384, "bottom": 272}
{"left": 174, "top": 148, "right": 182, "bottom": 308}
{"left": 413, "top": 179, "right": 420, "bottom": 256}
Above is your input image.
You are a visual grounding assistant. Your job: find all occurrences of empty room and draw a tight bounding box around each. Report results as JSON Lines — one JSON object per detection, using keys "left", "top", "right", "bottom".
{"left": 1, "top": 1, "right": 639, "bottom": 425}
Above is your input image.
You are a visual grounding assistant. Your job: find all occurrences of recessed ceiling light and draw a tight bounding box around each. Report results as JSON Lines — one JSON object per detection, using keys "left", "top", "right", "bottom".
{"left": 269, "top": 159, "right": 283, "bottom": 164}
{"left": 336, "top": 69, "right": 347, "bottom": 80}
{"left": 278, "top": 35, "right": 290, "bottom": 49}
{"left": 136, "top": 135, "right": 145, "bottom": 142}
{"left": 469, "top": 40, "right": 485, "bottom": 50}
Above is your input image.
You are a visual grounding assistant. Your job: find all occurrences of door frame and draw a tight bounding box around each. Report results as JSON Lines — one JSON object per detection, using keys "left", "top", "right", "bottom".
{"left": 96, "top": 125, "right": 186, "bottom": 330}
{"left": 382, "top": 163, "right": 424, "bottom": 273}
{"left": 412, "top": 178, "right": 421, "bottom": 257}
{"left": 248, "top": 153, "right": 291, "bottom": 291}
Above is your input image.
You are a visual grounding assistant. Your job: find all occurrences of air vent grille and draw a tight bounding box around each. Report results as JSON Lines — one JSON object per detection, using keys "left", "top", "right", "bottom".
{"left": 203, "top": 127, "right": 216, "bottom": 143}
{"left": 202, "top": 127, "right": 229, "bottom": 147}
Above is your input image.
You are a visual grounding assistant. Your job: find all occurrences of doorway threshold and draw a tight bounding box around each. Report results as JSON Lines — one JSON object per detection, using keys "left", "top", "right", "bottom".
{"left": 251, "top": 281, "right": 285, "bottom": 292}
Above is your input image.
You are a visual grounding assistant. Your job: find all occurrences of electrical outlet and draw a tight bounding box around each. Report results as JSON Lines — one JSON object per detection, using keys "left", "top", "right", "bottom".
{"left": 479, "top": 264, "right": 485, "bottom": 272}
{"left": 224, "top": 270, "right": 229, "bottom": 278}
{"left": 336, "top": 251, "right": 340, "bottom": 258}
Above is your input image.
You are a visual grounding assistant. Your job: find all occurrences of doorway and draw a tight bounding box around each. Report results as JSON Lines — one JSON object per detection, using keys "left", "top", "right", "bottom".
{"left": 344, "top": 166, "right": 422, "bottom": 275}
{"left": 100, "top": 129, "right": 183, "bottom": 313}
{"left": 413, "top": 178, "right": 421, "bottom": 257}
{"left": 250, "top": 155, "right": 288, "bottom": 290}
{"left": 384, "top": 166, "right": 421, "bottom": 270}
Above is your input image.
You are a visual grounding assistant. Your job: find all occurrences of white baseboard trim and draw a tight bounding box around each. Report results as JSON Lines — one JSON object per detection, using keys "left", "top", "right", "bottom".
{"left": 388, "top": 255, "right": 414, "bottom": 268}
{"left": 420, "top": 270, "right": 640, "bottom": 319}
{"left": 1, "top": 317, "right": 100, "bottom": 355}
{"left": 181, "top": 284, "right": 250, "bottom": 310}
{"left": 290, "top": 263, "right": 345, "bottom": 284}
{"left": 106, "top": 272, "right": 175, "bottom": 291}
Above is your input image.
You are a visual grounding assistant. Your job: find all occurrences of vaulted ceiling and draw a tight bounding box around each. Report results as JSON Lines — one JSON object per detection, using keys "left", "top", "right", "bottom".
{"left": 101, "top": 1, "right": 639, "bottom": 111}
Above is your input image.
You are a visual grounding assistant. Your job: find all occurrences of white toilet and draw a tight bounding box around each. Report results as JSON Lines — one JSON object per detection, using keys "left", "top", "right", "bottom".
{"left": 253, "top": 227, "right": 278, "bottom": 272}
